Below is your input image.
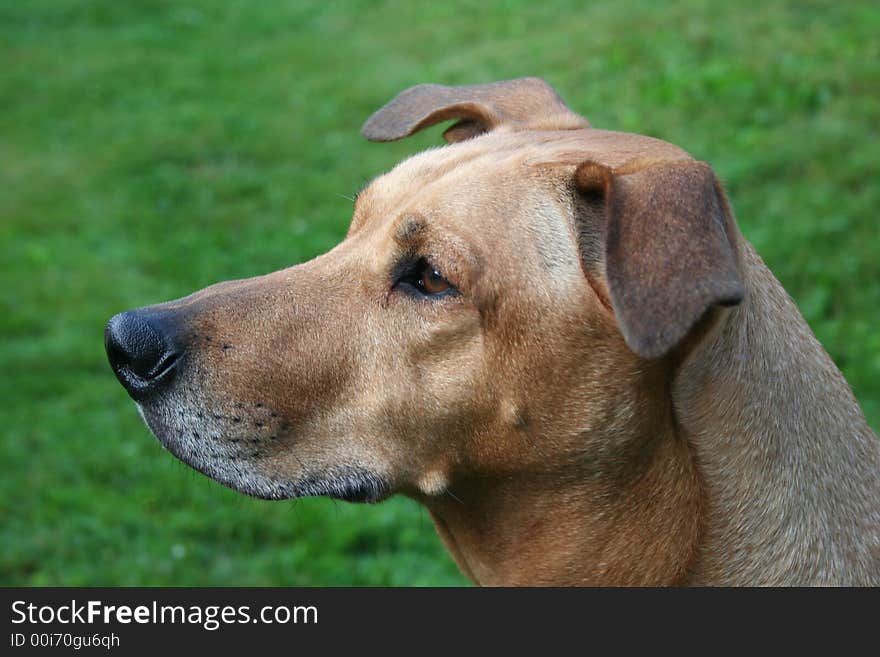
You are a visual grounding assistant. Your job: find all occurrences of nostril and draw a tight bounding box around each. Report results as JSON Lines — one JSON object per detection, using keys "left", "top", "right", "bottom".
{"left": 104, "top": 310, "right": 180, "bottom": 396}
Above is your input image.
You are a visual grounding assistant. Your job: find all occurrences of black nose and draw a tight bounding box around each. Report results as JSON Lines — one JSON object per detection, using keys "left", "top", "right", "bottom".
{"left": 104, "top": 310, "right": 181, "bottom": 399}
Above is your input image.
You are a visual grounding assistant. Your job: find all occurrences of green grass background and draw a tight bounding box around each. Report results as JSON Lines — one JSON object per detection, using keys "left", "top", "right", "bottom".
{"left": 2, "top": 0, "right": 878, "bottom": 585}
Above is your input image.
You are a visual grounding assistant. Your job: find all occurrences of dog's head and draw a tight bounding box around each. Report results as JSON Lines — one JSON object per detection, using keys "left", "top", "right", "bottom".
{"left": 105, "top": 78, "right": 743, "bottom": 503}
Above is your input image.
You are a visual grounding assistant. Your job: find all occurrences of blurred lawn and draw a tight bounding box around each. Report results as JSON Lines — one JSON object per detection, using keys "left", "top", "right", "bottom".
{"left": 1, "top": 0, "right": 878, "bottom": 585}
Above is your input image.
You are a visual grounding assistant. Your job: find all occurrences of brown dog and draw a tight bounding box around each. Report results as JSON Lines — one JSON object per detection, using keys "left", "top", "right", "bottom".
{"left": 105, "top": 78, "right": 880, "bottom": 585}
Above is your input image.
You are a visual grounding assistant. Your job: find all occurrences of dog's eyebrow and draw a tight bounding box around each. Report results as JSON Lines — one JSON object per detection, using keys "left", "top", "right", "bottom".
{"left": 394, "top": 216, "right": 427, "bottom": 245}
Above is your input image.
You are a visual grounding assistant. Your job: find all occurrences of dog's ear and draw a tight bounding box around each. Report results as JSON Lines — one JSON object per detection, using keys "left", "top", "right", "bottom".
{"left": 575, "top": 160, "right": 744, "bottom": 359}
{"left": 362, "top": 77, "right": 589, "bottom": 144}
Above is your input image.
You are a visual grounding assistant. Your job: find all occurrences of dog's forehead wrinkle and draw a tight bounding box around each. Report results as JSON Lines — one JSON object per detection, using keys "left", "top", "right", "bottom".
{"left": 364, "top": 135, "right": 546, "bottom": 213}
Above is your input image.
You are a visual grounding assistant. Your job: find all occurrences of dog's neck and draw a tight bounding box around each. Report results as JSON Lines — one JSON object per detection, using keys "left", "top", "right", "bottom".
{"left": 674, "top": 241, "right": 880, "bottom": 585}
{"left": 426, "top": 413, "right": 704, "bottom": 586}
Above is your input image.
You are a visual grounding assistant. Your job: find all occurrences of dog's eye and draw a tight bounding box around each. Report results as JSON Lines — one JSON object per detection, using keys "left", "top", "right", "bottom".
{"left": 396, "top": 259, "right": 457, "bottom": 298}
{"left": 418, "top": 265, "right": 451, "bottom": 295}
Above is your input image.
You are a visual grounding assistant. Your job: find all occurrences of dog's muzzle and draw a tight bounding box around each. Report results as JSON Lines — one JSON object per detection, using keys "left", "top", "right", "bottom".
{"left": 104, "top": 309, "right": 182, "bottom": 400}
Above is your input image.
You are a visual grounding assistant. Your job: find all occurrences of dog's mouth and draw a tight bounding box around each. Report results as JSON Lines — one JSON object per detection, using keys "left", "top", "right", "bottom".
{"left": 106, "top": 298, "right": 395, "bottom": 505}
{"left": 135, "top": 395, "right": 390, "bottom": 503}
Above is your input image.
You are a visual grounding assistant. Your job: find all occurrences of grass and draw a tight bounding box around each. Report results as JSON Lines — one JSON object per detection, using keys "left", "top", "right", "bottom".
{"left": 1, "top": 0, "right": 877, "bottom": 585}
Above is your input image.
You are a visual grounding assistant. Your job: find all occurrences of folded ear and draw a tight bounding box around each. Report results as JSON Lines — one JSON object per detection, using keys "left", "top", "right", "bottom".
{"left": 362, "top": 77, "right": 589, "bottom": 144}
{"left": 575, "top": 160, "right": 745, "bottom": 359}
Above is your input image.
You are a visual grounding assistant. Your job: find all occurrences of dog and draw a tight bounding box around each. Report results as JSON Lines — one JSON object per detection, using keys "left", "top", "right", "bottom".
{"left": 105, "top": 78, "right": 880, "bottom": 585}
